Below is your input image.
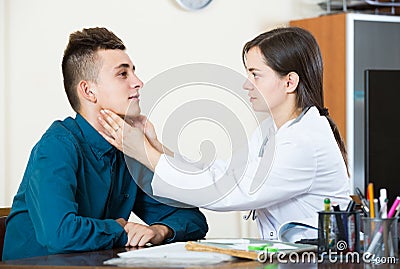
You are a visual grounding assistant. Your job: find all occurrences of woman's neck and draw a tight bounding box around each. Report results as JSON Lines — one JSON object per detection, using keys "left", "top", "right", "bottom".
{"left": 272, "top": 105, "right": 302, "bottom": 129}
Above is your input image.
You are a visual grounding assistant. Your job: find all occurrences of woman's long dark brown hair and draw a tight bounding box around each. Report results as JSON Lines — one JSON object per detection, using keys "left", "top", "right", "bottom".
{"left": 242, "top": 27, "right": 349, "bottom": 175}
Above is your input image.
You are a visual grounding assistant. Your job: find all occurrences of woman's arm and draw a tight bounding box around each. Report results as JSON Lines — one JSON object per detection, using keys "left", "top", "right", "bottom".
{"left": 151, "top": 136, "right": 316, "bottom": 210}
{"left": 98, "top": 109, "right": 316, "bottom": 211}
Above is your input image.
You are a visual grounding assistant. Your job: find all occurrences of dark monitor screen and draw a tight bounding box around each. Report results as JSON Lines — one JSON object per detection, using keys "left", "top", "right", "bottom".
{"left": 365, "top": 69, "right": 400, "bottom": 205}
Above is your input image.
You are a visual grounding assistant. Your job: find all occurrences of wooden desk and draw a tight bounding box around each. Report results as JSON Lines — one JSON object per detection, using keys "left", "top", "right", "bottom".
{"left": 0, "top": 248, "right": 398, "bottom": 268}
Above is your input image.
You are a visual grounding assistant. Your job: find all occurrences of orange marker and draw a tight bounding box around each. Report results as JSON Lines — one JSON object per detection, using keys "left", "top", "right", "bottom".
{"left": 368, "top": 183, "right": 375, "bottom": 218}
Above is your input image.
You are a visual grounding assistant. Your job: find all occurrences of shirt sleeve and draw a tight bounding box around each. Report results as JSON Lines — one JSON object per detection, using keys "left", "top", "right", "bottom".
{"left": 152, "top": 135, "right": 317, "bottom": 211}
{"left": 25, "top": 135, "right": 126, "bottom": 254}
{"left": 132, "top": 166, "right": 208, "bottom": 242}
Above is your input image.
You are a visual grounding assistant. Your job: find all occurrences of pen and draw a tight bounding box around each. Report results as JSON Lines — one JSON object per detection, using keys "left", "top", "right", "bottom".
{"left": 373, "top": 199, "right": 379, "bottom": 219}
{"left": 344, "top": 200, "right": 355, "bottom": 247}
{"left": 332, "top": 203, "right": 341, "bottom": 212}
{"left": 379, "top": 189, "right": 389, "bottom": 256}
{"left": 387, "top": 196, "right": 400, "bottom": 218}
{"left": 368, "top": 183, "right": 375, "bottom": 218}
{"left": 342, "top": 201, "right": 354, "bottom": 248}
{"left": 324, "top": 198, "right": 331, "bottom": 250}
{"left": 379, "top": 200, "right": 388, "bottom": 218}
{"left": 332, "top": 203, "right": 346, "bottom": 242}
{"left": 394, "top": 204, "right": 400, "bottom": 218}
{"left": 324, "top": 198, "right": 331, "bottom": 212}
{"left": 346, "top": 200, "right": 356, "bottom": 212}
{"left": 355, "top": 187, "right": 370, "bottom": 216}
{"left": 346, "top": 207, "right": 356, "bottom": 252}
{"left": 379, "top": 189, "right": 388, "bottom": 218}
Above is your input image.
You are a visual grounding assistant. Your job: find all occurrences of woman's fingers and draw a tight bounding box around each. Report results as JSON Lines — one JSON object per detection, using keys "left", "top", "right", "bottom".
{"left": 97, "top": 112, "right": 124, "bottom": 151}
{"left": 144, "top": 120, "right": 157, "bottom": 140}
{"left": 97, "top": 109, "right": 156, "bottom": 160}
{"left": 97, "top": 116, "right": 116, "bottom": 136}
{"left": 100, "top": 109, "right": 127, "bottom": 131}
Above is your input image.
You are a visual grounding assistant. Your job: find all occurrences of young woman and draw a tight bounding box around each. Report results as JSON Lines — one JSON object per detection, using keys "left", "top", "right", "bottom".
{"left": 98, "top": 27, "right": 350, "bottom": 241}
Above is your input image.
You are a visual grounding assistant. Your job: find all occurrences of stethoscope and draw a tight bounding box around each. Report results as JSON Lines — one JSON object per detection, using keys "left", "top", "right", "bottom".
{"left": 243, "top": 107, "right": 312, "bottom": 221}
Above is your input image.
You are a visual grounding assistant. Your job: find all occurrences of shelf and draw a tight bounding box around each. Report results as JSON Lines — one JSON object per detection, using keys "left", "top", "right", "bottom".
{"left": 318, "top": 0, "right": 400, "bottom": 14}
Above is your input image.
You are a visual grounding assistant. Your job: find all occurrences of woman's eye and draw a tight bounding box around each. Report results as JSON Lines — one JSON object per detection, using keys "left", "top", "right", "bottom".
{"left": 252, "top": 72, "right": 258, "bottom": 78}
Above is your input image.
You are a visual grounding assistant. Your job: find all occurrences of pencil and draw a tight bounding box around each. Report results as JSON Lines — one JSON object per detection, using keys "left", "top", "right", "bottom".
{"left": 368, "top": 183, "right": 375, "bottom": 218}
{"left": 324, "top": 198, "right": 331, "bottom": 250}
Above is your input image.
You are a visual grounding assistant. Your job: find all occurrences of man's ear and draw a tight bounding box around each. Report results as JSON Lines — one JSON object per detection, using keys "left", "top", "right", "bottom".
{"left": 284, "top": 72, "right": 299, "bottom": 94}
{"left": 77, "top": 80, "right": 97, "bottom": 103}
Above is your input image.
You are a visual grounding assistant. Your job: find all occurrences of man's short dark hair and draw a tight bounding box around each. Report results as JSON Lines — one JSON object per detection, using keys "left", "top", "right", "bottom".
{"left": 62, "top": 27, "right": 126, "bottom": 112}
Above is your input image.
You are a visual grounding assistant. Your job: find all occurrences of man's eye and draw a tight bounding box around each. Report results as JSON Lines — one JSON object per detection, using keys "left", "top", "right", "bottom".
{"left": 252, "top": 72, "right": 258, "bottom": 78}
{"left": 119, "top": 71, "right": 128, "bottom": 77}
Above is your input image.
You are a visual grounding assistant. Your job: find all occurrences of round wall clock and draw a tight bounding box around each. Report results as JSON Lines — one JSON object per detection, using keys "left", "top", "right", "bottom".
{"left": 176, "top": 0, "right": 213, "bottom": 11}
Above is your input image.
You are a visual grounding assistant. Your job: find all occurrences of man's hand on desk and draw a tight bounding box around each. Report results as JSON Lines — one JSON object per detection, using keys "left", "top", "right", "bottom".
{"left": 123, "top": 222, "right": 173, "bottom": 247}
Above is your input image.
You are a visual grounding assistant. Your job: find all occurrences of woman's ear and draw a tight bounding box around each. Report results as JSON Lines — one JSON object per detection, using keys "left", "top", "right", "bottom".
{"left": 284, "top": 72, "right": 299, "bottom": 94}
{"left": 77, "top": 80, "right": 97, "bottom": 103}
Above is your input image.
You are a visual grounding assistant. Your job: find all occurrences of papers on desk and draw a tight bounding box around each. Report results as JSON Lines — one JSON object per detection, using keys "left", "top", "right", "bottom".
{"left": 103, "top": 242, "right": 235, "bottom": 267}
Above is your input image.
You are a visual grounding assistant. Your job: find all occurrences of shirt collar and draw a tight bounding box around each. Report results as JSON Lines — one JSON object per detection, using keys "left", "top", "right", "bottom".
{"left": 279, "top": 106, "right": 317, "bottom": 130}
{"left": 75, "top": 113, "right": 115, "bottom": 159}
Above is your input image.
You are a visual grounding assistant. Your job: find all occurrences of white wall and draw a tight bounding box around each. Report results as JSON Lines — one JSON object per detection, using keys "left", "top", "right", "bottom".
{"left": 0, "top": 0, "right": 6, "bottom": 206}
{"left": 1, "top": 0, "right": 323, "bottom": 238}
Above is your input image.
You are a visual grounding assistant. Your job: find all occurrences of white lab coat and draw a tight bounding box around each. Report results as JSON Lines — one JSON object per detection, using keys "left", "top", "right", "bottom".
{"left": 152, "top": 106, "right": 351, "bottom": 241}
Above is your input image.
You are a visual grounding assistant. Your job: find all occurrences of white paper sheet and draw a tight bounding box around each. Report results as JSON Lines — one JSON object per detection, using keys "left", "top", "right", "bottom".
{"left": 104, "top": 242, "right": 235, "bottom": 267}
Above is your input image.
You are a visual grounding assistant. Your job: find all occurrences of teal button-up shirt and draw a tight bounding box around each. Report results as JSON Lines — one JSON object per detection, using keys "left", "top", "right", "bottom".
{"left": 3, "top": 114, "right": 208, "bottom": 260}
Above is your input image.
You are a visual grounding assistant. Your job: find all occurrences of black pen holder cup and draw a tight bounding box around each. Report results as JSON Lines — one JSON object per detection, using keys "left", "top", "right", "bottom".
{"left": 318, "top": 211, "right": 361, "bottom": 255}
{"left": 362, "top": 217, "right": 398, "bottom": 263}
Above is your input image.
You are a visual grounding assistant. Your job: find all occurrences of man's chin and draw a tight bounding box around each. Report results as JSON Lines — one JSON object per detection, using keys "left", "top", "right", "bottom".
{"left": 124, "top": 110, "right": 141, "bottom": 120}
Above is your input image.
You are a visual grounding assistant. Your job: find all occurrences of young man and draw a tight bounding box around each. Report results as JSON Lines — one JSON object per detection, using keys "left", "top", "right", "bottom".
{"left": 2, "top": 27, "right": 208, "bottom": 260}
